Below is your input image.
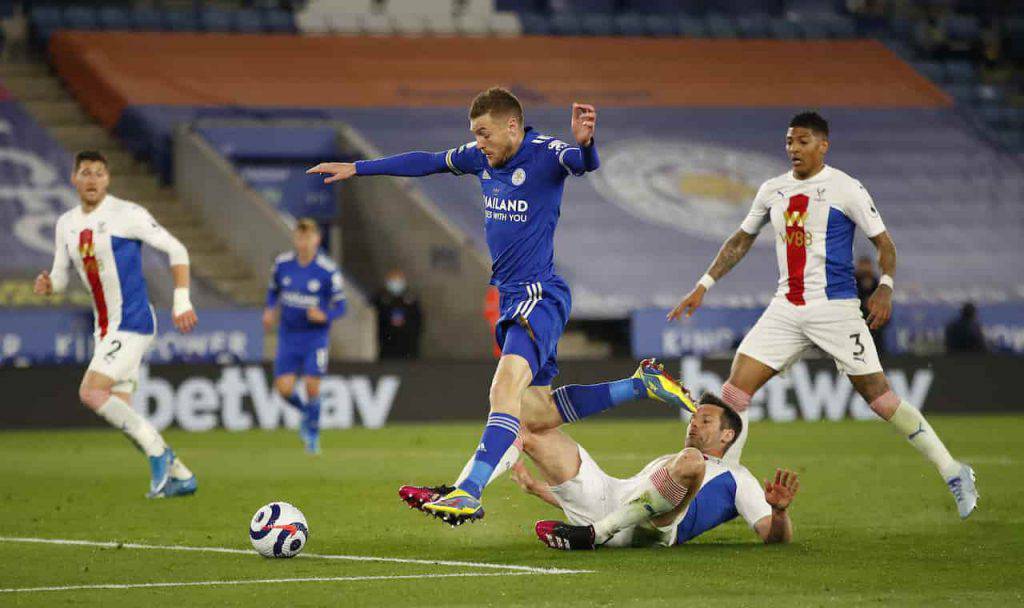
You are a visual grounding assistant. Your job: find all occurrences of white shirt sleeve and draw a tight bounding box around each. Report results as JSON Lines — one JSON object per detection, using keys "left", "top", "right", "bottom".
{"left": 49, "top": 215, "right": 71, "bottom": 293}
{"left": 843, "top": 180, "right": 887, "bottom": 238}
{"left": 125, "top": 205, "right": 190, "bottom": 266}
{"left": 733, "top": 468, "right": 773, "bottom": 529}
{"left": 739, "top": 183, "right": 772, "bottom": 235}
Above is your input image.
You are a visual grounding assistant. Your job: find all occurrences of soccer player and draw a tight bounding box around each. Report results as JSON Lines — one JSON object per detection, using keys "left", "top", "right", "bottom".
{"left": 263, "top": 218, "right": 346, "bottom": 454}
{"left": 513, "top": 393, "right": 799, "bottom": 549}
{"left": 309, "top": 88, "right": 694, "bottom": 525}
{"left": 34, "top": 150, "right": 198, "bottom": 498}
{"left": 667, "top": 112, "right": 979, "bottom": 519}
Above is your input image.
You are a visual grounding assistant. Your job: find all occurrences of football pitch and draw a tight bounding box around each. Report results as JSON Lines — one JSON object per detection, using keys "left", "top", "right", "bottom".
{"left": 1, "top": 416, "right": 1022, "bottom": 607}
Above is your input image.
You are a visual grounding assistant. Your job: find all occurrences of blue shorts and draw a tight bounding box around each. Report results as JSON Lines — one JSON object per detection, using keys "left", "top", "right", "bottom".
{"left": 274, "top": 335, "right": 328, "bottom": 378}
{"left": 494, "top": 275, "right": 572, "bottom": 387}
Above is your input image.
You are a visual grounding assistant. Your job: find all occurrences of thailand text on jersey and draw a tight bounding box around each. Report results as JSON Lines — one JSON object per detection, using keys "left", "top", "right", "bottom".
{"left": 50, "top": 195, "right": 186, "bottom": 338}
{"left": 355, "top": 127, "right": 599, "bottom": 289}
{"left": 266, "top": 251, "right": 346, "bottom": 334}
{"left": 740, "top": 166, "right": 886, "bottom": 305}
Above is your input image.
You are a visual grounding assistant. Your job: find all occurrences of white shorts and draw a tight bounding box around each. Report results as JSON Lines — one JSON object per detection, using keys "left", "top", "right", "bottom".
{"left": 87, "top": 331, "right": 154, "bottom": 394}
{"left": 737, "top": 298, "right": 882, "bottom": 376}
{"left": 549, "top": 447, "right": 677, "bottom": 548}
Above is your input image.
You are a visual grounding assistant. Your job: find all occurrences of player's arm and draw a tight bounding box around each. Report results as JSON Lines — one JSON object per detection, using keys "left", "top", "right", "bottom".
{"left": 753, "top": 468, "right": 799, "bottom": 544}
{"left": 510, "top": 461, "right": 561, "bottom": 508}
{"left": 130, "top": 207, "right": 197, "bottom": 333}
{"left": 34, "top": 217, "right": 70, "bottom": 296}
{"left": 848, "top": 182, "right": 893, "bottom": 330}
{"left": 557, "top": 103, "right": 600, "bottom": 176}
{"left": 667, "top": 186, "right": 767, "bottom": 321}
{"left": 309, "top": 269, "right": 346, "bottom": 324}
{"left": 307, "top": 145, "right": 480, "bottom": 184}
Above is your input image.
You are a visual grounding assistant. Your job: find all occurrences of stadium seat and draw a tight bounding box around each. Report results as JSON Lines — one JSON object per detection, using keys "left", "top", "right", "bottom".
{"left": 913, "top": 60, "right": 946, "bottom": 83}
{"left": 199, "top": 8, "right": 234, "bottom": 32}
{"left": 495, "top": 0, "right": 544, "bottom": 11}
{"left": 945, "top": 83, "right": 976, "bottom": 105}
{"left": 456, "top": 12, "right": 490, "bottom": 35}
{"left": 29, "top": 5, "right": 62, "bottom": 49}
{"left": 768, "top": 18, "right": 804, "bottom": 39}
{"left": 735, "top": 14, "right": 771, "bottom": 39}
{"left": 426, "top": 13, "right": 458, "bottom": 35}
{"left": 130, "top": 7, "right": 163, "bottom": 31}
{"left": 390, "top": 13, "right": 428, "bottom": 35}
{"left": 63, "top": 6, "right": 99, "bottom": 30}
{"left": 97, "top": 7, "right": 132, "bottom": 31}
{"left": 942, "top": 14, "right": 982, "bottom": 46}
{"left": 551, "top": 13, "right": 582, "bottom": 36}
{"left": 819, "top": 15, "right": 858, "bottom": 39}
{"left": 1003, "top": 18, "right": 1024, "bottom": 61}
{"left": 676, "top": 16, "right": 706, "bottom": 38}
{"left": 580, "top": 14, "right": 614, "bottom": 37}
{"left": 705, "top": 15, "right": 738, "bottom": 38}
{"left": 622, "top": 0, "right": 691, "bottom": 15}
{"left": 263, "top": 9, "right": 297, "bottom": 33}
{"left": 362, "top": 13, "right": 394, "bottom": 35}
{"left": 297, "top": 11, "right": 332, "bottom": 34}
{"left": 518, "top": 13, "right": 551, "bottom": 35}
{"left": 614, "top": 14, "right": 645, "bottom": 37}
{"left": 488, "top": 12, "right": 522, "bottom": 36}
{"left": 463, "top": 0, "right": 496, "bottom": 15}
{"left": 164, "top": 11, "right": 199, "bottom": 33}
{"left": 236, "top": 9, "right": 264, "bottom": 34}
{"left": 387, "top": 0, "right": 455, "bottom": 15}
{"left": 944, "top": 60, "right": 977, "bottom": 84}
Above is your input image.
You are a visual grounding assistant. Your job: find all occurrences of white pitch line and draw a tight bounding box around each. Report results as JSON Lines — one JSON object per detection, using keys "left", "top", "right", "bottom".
{"left": 0, "top": 536, "right": 592, "bottom": 575}
{"left": 0, "top": 572, "right": 534, "bottom": 594}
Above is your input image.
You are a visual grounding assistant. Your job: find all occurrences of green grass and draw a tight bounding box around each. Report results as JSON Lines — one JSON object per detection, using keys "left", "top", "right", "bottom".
{"left": 1, "top": 416, "right": 1022, "bottom": 607}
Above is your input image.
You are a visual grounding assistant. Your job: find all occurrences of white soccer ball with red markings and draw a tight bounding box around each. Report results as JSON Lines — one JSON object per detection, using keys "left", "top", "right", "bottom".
{"left": 249, "top": 502, "right": 308, "bottom": 558}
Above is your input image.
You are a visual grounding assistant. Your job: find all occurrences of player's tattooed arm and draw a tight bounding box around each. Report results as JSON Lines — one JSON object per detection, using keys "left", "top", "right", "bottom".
{"left": 668, "top": 230, "right": 756, "bottom": 321}
{"left": 866, "top": 232, "right": 896, "bottom": 330}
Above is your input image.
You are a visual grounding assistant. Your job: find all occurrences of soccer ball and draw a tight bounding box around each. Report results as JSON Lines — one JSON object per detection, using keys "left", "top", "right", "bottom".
{"left": 249, "top": 502, "right": 309, "bottom": 558}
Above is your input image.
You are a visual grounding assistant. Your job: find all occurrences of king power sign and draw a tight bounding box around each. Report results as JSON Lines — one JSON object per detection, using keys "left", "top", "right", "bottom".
{"left": 676, "top": 357, "right": 934, "bottom": 422}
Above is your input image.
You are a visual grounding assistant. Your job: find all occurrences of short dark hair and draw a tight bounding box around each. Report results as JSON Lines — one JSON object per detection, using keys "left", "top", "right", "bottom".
{"left": 469, "top": 87, "right": 524, "bottom": 126}
{"left": 698, "top": 392, "right": 743, "bottom": 449}
{"left": 789, "top": 111, "right": 829, "bottom": 138}
{"left": 74, "top": 150, "right": 108, "bottom": 172}
{"left": 295, "top": 217, "right": 320, "bottom": 234}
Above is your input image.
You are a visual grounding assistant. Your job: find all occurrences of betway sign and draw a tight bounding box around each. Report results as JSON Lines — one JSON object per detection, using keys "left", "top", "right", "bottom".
{"left": 132, "top": 366, "right": 399, "bottom": 431}
{"left": 677, "top": 357, "right": 934, "bottom": 422}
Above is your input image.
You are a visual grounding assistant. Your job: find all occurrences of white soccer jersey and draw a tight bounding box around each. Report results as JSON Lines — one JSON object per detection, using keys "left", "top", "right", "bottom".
{"left": 740, "top": 166, "right": 886, "bottom": 305}
{"left": 50, "top": 195, "right": 188, "bottom": 338}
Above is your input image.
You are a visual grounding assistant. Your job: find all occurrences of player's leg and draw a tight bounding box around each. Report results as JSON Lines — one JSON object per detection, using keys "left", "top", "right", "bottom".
{"left": 297, "top": 346, "right": 327, "bottom": 454}
{"left": 807, "top": 301, "right": 976, "bottom": 518}
{"left": 274, "top": 374, "right": 303, "bottom": 411}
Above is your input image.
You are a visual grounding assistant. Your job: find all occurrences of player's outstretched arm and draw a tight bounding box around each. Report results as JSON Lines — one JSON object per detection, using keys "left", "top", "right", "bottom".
{"left": 668, "top": 229, "right": 757, "bottom": 321}
{"left": 308, "top": 149, "right": 456, "bottom": 184}
{"left": 511, "top": 461, "right": 561, "bottom": 508}
{"left": 865, "top": 231, "right": 896, "bottom": 330}
{"left": 755, "top": 468, "right": 799, "bottom": 544}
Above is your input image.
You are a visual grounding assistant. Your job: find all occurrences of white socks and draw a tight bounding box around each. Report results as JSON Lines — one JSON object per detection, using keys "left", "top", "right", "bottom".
{"left": 888, "top": 401, "right": 960, "bottom": 479}
{"left": 455, "top": 437, "right": 523, "bottom": 489}
{"left": 593, "top": 466, "right": 689, "bottom": 545}
{"left": 724, "top": 410, "right": 749, "bottom": 464}
{"left": 96, "top": 396, "right": 167, "bottom": 458}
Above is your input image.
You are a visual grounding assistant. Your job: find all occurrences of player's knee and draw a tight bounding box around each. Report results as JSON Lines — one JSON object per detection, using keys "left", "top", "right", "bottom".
{"left": 669, "top": 447, "right": 705, "bottom": 483}
{"left": 274, "top": 377, "right": 295, "bottom": 398}
{"left": 489, "top": 376, "right": 524, "bottom": 413}
{"left": 79, "top": 387, "right": 110, "bottom": 410}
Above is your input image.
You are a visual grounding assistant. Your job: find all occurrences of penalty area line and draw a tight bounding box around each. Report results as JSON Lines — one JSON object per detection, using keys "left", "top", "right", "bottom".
{"left": 0, "top": 536, "right": 593, "bottom": 576}
{"left": 0, "top": 572, "right": 535, "bottom": 594}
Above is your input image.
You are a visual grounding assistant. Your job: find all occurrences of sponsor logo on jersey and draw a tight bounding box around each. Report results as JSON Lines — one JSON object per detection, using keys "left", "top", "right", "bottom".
{"left": 512, "top": 168, "right": 526, "bottom": 186}
{"left": 481, "top": 170, "right": 491, "bottom": 180}
{"left": 587, "top": 139, "right": 781, "bottom": 242}
{"left": 783, "top": 210, "right": 808, "bottom": 227}
{"left": 282, "top": 276, "right": 291, "bottom": 286}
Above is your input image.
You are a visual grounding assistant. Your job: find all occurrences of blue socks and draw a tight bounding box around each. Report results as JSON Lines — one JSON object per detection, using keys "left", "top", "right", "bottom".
{"left": 283, "top": 392, "right": 305, "bottom": 412}
{"left": 457, "top": 412, "right": 521, "bottom": 499}
{"left": 305, "top": 396, "right": 321, "bottom": 432}
{"left": 553, "top": 378, "right": 646, "bottom": 424}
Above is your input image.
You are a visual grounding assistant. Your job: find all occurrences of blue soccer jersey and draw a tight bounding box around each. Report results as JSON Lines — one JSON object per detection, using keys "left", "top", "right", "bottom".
{"left": 266, "top": 252, "right": 346, "bottom": 376}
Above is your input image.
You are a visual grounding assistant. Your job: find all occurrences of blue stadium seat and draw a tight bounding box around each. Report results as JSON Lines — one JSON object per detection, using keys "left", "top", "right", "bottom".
{"left": 235, "top": 9, "right": 264, "bottom": 33}
{"left": 1003, "top": 18, "right": 1024, "bottom": 61}
{"left": 550, "top": 0, "right": 616, "bottom": 13}
{"left": 263, "top": 8, "right": 296, "bottom": 33}
{"left": 199, "top": 7, "right": 234, "bottom": 32}
{"left": 551, "top": 13, "right": 582, "bottom": 36}
{"left": 735, "top": 14, "right": 771, "bottom": 38}
{"left": 98, "top": 6, "right": 132, "bottom": 30}
{"left": 822, "top": 14, "right": 857, "bottom": 38}
{"left": 614, "top": 13, "right": 645, "bottom": 37}
{"left": 768, "top": 18, "right": 803, "bottom": 39}
{"left": 942, "top": 14, "right": 981, "bottom": 45}
{"left": 944, "top": 60, "right": 977, "bottom": 84}
{"left": 676, "top": 16, "right": 706, "bottom": 38}
{"left": 28, "top": 5, "right": 61, "bottom": 49}
{"left": 518, "top": 13, "right": 550, "bottom": 35}
{"left": 495, "top": 0, "right": 546, "bottom": 11}
{"left": 130, "top": 7, "right": 163, "bottom": 31}
{"left": 164, "top": 10, "right": 199, "bottom": 32}
{"left": 644, "top": 14, "right": 679, "bottom": 37}
{"left": 579, "top": 14, "right": 614, "bottom": 37}
{"left": 705, "top": 14, "right": 738, "bottom": 38}
{"left": 944, "top": 83, "right": 976, "bottom": 105}
{"left": 623, "top": 0, "right": 697, "bottom": 15}
{"left": 63, "top": 6, "right": 98, "bottom": 30}
{"left": 913, "top": 60, "right": 946, "bottom": 83}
